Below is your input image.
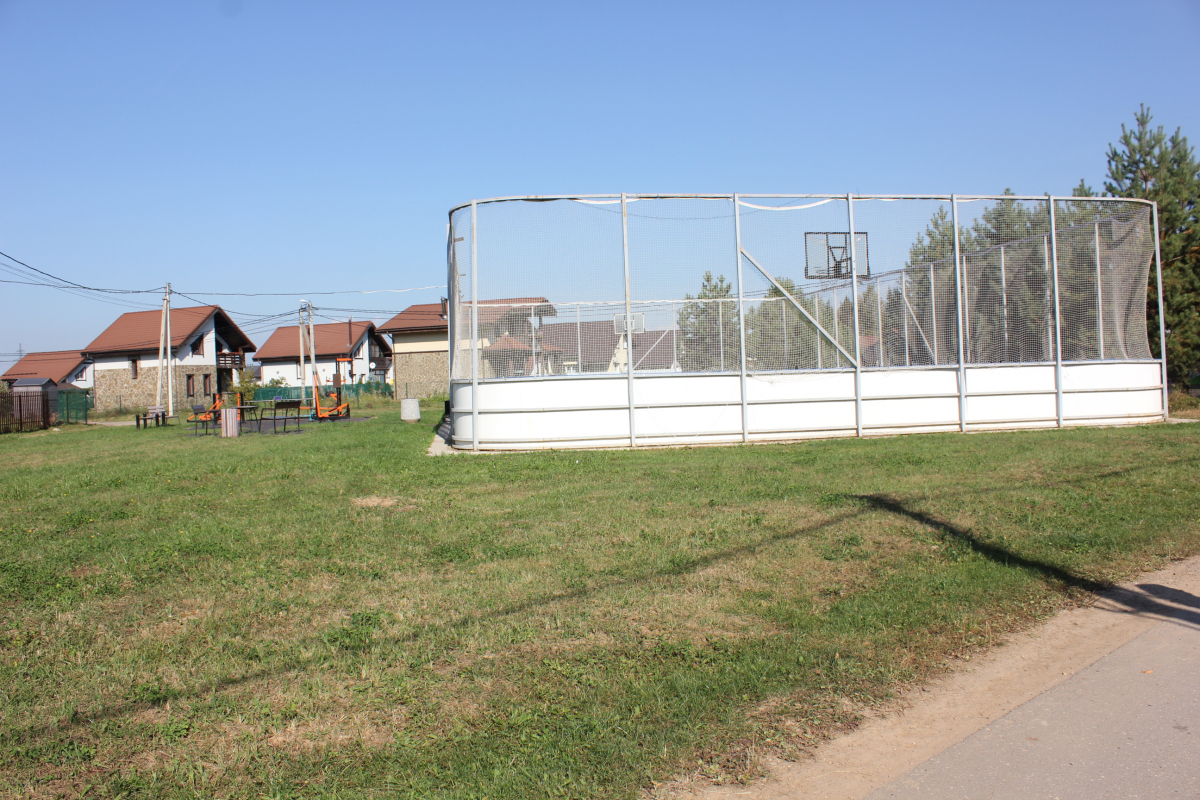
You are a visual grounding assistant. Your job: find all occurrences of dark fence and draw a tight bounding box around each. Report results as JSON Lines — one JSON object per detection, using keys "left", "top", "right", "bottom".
{"left": 0, "top": 392, "right": 51, "bottom": 434}
{"left": 59, "top": 389, "right": 92, "bottom": 424}
{"left": 252, "top": 382, "right": 391, "bottom": 403}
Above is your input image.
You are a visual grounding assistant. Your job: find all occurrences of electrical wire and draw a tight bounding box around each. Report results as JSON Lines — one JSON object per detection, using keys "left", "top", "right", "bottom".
{"left": 0, "top": 249, "right": 162, "bottom": 294}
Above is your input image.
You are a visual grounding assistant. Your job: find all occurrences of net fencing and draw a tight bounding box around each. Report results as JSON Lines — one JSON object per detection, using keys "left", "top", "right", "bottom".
{"left": 448, "top": 195, "right": 1157, "bottom": 382}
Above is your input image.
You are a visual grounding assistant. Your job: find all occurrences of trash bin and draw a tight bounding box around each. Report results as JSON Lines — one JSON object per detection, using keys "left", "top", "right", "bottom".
{"left": 221, "top": 410, "right": 240, "bottom": 438}
{"left": 400, "top": 398, "right": 421, "bottom": 423}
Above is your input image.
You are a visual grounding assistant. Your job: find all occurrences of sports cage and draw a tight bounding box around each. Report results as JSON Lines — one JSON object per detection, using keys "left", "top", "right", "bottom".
{"left": 446, "top": 194, "right": 1167, "bottom": 450}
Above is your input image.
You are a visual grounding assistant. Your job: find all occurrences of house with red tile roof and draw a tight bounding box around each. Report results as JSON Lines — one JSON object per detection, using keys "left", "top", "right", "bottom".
{"left": 377, "top": 297, "right": 555, "bottom": 396}
{"left": 256, "top": 321, "right": 392, "bottom": 388}
{"left": 82, "top": 305, "right": 256, "bottom": 412}
{"left": 2, "top": 350, "right": 93, "bottom": 391}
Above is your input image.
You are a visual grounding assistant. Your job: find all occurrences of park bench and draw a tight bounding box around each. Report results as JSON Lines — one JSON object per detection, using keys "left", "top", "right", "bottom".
{"left": 259, "top": 398, "right": 303, "bottom": 433}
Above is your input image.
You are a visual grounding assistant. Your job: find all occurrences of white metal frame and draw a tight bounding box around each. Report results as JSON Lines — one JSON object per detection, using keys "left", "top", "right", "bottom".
{"left": 448, "top": 194, "right": 1166, "bottom": 449}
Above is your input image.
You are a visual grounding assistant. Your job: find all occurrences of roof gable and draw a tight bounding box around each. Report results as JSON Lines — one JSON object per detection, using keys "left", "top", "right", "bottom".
{"left": 255, "top": 321, "right": 393, "bottom": 362}
{"left": 83, "top": 305, "right": 256, "bottom": 356}
{"left": 1, "top": 350, "right": 90, "bottom": 384}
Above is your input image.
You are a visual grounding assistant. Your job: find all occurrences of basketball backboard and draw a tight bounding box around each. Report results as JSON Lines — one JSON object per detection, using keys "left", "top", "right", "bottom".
{"left": 805, "top": 232, "right": 869, "bottom": 279}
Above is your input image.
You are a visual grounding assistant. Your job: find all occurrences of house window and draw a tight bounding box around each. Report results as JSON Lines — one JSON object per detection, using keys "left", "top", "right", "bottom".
{"left": 203, "top": 374, "right": 212, "bottom": 396}
{"left": 193, "top": 335, "right": 204, "bottom": 356}
{"left": 130, "top": 358, "right": 138, "bottom": 380}
{"left": 186, "top": 374, "right": 195, "bottom": 397}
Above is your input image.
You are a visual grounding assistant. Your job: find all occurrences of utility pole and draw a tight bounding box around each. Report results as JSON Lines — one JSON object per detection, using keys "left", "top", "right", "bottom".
{"left": 298, "top": 304, "right": 307, "bottom": 402}
{"left": 156, "top": 288, "right": 168, "bottom": 407}
{"left": 164, "top": 283, "right": 174, "bottom": 416}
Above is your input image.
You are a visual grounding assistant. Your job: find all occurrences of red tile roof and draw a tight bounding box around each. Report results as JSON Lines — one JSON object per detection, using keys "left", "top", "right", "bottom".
{"left": 255, "top": 321, "right": 392, "bottom": 362}
{"left": 1, "top": 350, "right": 90, "bottom": 385}
{"left": 379, "top": 298, "right": 557, "bottom": 336}
{"left": 83, "top": 306, "right": 255, "bottom": 356}
{"left": 485, "top": 334, "right": 533, "bottom": 351}
{"left": 378, "top": 302, "right": 447, "bottom": 334}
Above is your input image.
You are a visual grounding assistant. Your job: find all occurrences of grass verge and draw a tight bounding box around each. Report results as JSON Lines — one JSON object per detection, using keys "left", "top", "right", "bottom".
{"left": 1, "top": 401, "right": 1198, "bottom": 799}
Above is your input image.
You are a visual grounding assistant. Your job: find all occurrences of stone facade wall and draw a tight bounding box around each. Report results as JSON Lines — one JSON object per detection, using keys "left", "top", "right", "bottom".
{"left": 393, "top": 351, "right": 448, "bottom": 398}
{"left": 93, "top": 365, "right": 217, "bottom": 412}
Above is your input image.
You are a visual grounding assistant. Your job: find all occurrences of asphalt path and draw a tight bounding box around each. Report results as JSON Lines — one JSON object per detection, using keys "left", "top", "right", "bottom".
{"left": 687, "top": 557, "right": 1200, "bottom": 800}
{"left": 867, "top": 586, "right": 1200, "bottom": 799}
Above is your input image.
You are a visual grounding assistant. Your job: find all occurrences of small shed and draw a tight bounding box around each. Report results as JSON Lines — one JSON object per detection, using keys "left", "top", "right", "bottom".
{"left": 10, "top": 379, "right": 56, "bottom": 429}
{"left": 12, "top": 378, "right": 58, "bottom": 419}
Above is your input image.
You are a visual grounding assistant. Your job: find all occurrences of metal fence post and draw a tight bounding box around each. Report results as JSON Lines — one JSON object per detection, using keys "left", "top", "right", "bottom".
{"left": 733, "top": 194, "right": 749, "bottom": 442}
{"left": 901, "top": 275, "right": 910, "bottom": 366}
{"left": 444, "top": 221, "right": 453, "bottom": 402}
{"left": 470, "top": 200, "right": 480, "bottom": 450}
{"left": 621, "top": 193, "right": 636, "bottom": 447}
{"left": 951, "top": 196, "right": 967, "bottom": 431}
{"left": 1048, "top": 197, "right": 1064, "bottom": 428}
{"left": 1152, "top": 202, "right": 1169, "bottom": 418}
{"left": 847, "top": 194, "right": 863, "bottom": 437}
{"left": 1094, "top": 221, "right": 1105, "bottom": 360}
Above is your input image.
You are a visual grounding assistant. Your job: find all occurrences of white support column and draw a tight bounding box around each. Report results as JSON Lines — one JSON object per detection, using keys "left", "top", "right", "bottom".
{"left": 576, "top": 303, "right": 583, "bottom": 374}
{"left": 444, "top": 221, "right": 453, "bottom": 401}
{"left": 901, "top": 274, "right": 910, "bottom": 366}
{"left": 847, "top": 194, "right": 863, "bottom": 438}
{"left": 951, "top": 197, "right": 966, "bottom": 432}
{"left": 733, "top": 194, "right": 749, "bottom": 442}
{"left": 1048, "top": 198, "right": 1065, "bottom": 428}
{"left": 621, "top": 193, "right": 636, "bottom": 447}
{"left": 1152, "top": 202, "right": 1169, "bottom": 418}
{"left": 1095, "top": 221, "right": 1105, "bottom": 360}
{"left": 470, "top": 200, "right": 480, "bottom": 450}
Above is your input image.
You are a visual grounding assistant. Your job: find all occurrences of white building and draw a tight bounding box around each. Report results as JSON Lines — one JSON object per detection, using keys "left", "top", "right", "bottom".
{"left": 255, "top": 321, "right": 392, "bottom": 388}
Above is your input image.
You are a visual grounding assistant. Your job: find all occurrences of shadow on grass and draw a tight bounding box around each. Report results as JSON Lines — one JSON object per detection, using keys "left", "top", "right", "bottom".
{"left": 18, "top": 487, "right": 1200, "bottom": 745}
{"left": 856, "top": 493, "right": 1200, "bottom": 629}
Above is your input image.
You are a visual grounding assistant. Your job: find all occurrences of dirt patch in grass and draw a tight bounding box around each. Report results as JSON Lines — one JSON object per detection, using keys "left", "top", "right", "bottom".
{"left": 351, "top": 495, "right": 417, "bottom": 510}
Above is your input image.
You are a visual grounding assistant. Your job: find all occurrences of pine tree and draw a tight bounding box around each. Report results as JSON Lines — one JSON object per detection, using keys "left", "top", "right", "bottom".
{"left": 1104, "top": 105, "right": 1200, "bottom": 384}
{"left": 676, "top": 272, "right": 739, "bottom": 372}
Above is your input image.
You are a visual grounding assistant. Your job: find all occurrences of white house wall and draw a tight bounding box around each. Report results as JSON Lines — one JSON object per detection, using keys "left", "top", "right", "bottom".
{"left": 258, "top": 333, "right": 384, "bottom": 387}
{"left": 449, "top": 362, "right": 1166, "bottom": 450}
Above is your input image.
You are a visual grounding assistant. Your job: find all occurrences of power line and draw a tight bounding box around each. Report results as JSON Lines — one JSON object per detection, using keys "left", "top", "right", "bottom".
{"left": 0, "top": 249, "right": 162, "bottom": 294}
{"left": 173, "top": 285, "right": 441, "bottom": 297}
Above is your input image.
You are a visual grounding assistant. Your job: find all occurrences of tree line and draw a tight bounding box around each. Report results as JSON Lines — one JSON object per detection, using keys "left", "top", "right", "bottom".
{"left": 674, "top": 106, "right": 1197, "bottom": 383}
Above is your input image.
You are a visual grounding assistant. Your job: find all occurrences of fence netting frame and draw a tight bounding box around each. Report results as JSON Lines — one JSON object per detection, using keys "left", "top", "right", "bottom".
{"left": 448, "top": 194, "right": 1165, "bottom": 447}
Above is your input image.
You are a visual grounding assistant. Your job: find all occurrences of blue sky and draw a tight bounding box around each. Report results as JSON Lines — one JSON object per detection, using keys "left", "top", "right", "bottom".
{"left": 2, "top": 0, "right": 1198, "bottom": 360}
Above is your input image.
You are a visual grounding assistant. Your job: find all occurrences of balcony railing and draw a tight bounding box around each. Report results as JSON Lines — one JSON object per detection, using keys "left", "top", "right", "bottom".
{"left": 217, "top": 353, "right": 245, "bottom": 369}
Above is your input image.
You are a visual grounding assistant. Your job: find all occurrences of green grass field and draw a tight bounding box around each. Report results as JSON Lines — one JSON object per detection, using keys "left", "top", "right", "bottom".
{"left": 1, "top": 402, "right": 1198, "bottom": 799}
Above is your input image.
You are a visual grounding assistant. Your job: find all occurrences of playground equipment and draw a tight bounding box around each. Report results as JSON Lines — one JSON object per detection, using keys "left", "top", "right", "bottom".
{"left": 298, "top": 303, "right": 351, "bottom": 421}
